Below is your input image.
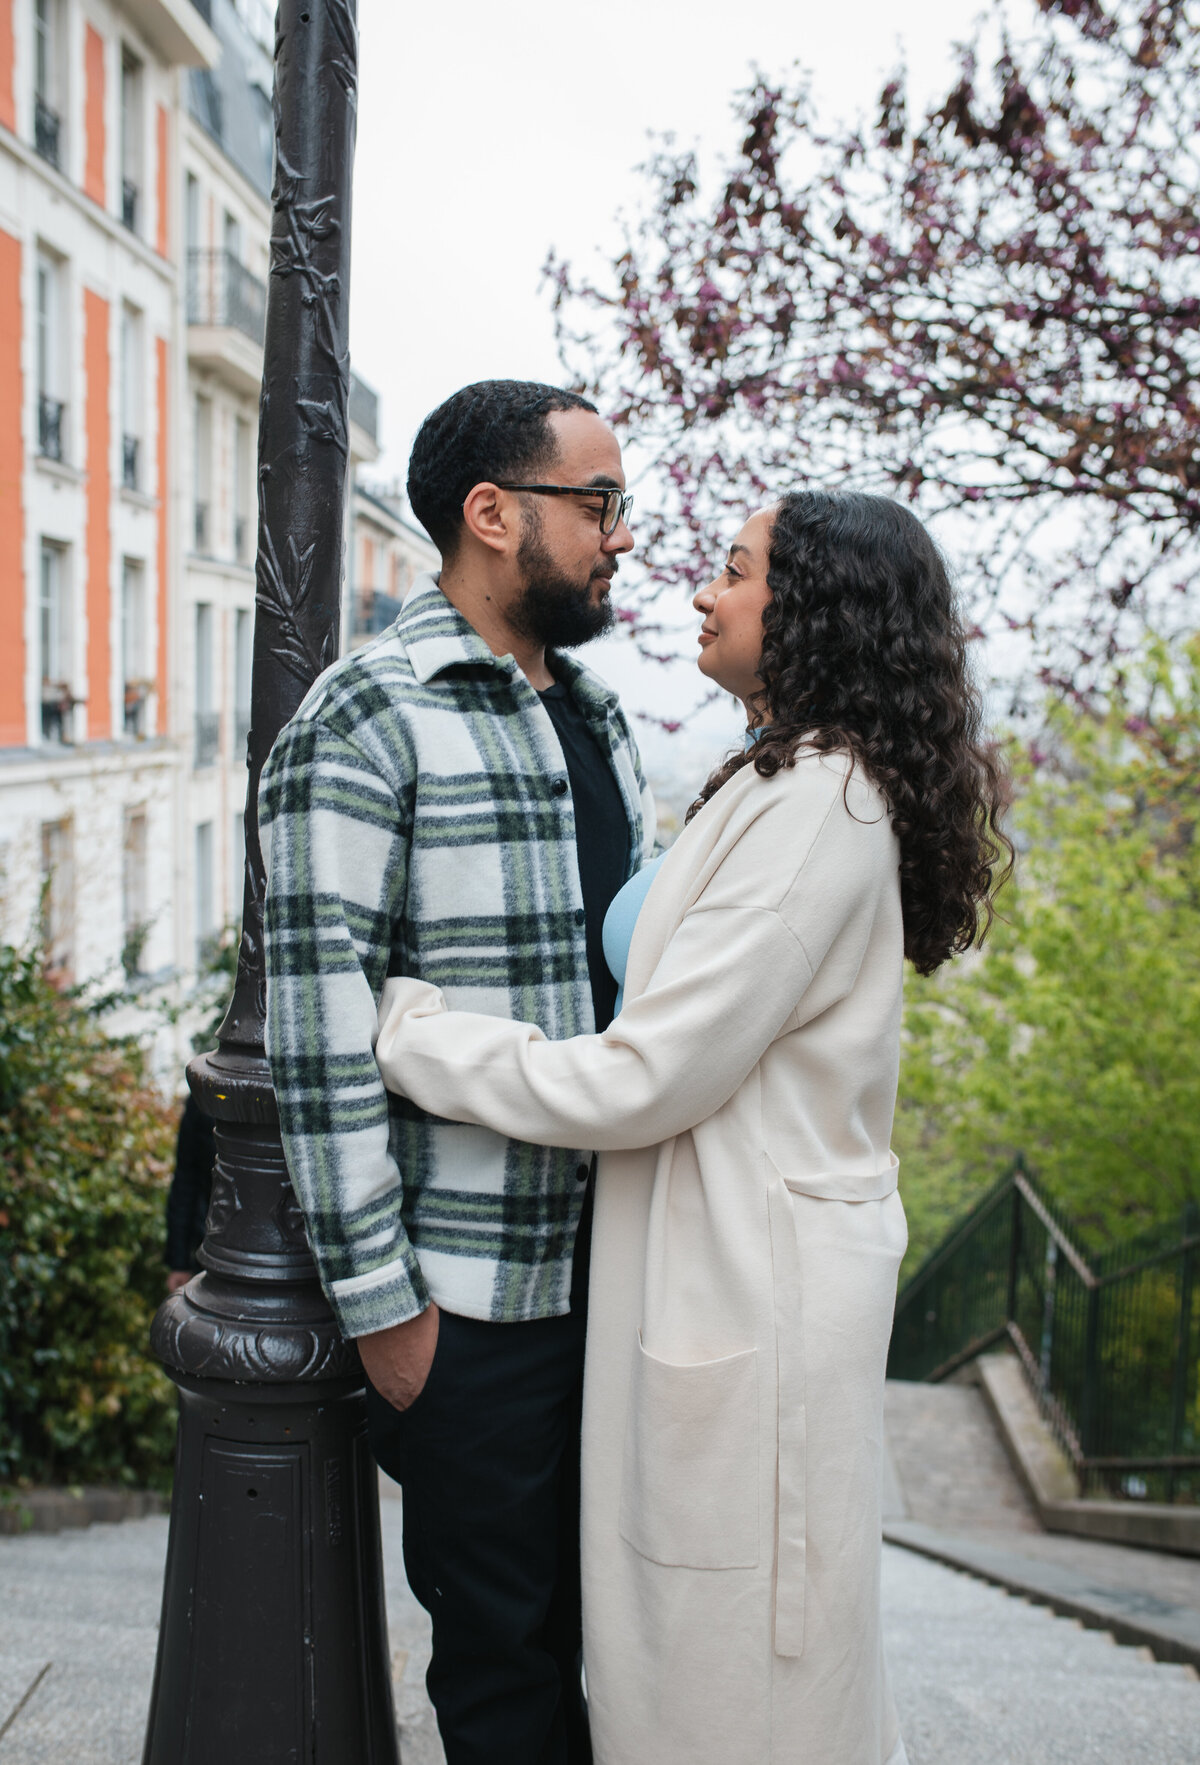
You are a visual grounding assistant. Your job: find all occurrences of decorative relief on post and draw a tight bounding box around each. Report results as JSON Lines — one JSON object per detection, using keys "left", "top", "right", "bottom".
{"left": 255, "top": 528, "right": 337, "bottom": 688}
{"left": 152, "top": 1292, "right": 361, "bottom": 1385}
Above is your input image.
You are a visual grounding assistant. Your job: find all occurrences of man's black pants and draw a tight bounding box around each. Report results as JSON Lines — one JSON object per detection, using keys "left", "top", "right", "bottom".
{"left": 367, "top": 1302, "right": 592, "bottom": 1765}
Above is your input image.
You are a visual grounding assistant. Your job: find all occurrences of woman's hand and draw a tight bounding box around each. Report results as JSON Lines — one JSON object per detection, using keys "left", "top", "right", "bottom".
{"left": 376, "top": 977, "right": 450, "bottom": 1093}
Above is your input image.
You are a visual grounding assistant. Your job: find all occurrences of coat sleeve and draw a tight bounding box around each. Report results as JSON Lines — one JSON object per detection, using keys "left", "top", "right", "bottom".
{"left": 374, "top": 760, "right": 894, "bottom": 1151}
{"left": 375, "top": 901, "right": 813, "bottom": 1151}
{"left": 260, "top": 714, "right": 430, "bottom": 1336}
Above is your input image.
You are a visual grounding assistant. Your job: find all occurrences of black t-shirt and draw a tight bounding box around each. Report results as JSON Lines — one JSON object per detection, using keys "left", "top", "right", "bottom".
{"left": 538, "top": 679, "right": 630, "bottom": 1032}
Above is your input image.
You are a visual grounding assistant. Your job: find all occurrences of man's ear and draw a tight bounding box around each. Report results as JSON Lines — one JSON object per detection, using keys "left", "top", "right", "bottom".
{"left": 461, "top": 482, "right": 517, "bottom": 557}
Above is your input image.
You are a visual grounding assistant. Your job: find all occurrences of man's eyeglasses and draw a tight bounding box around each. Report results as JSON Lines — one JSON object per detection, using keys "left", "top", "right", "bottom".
{"left": 496, "top": 484, "right": 634, "bottom": 538}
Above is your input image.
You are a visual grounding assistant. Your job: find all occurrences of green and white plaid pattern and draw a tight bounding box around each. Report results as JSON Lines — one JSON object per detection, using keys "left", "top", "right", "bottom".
{"left": 259, "top": 576, "right": 653, "bottom": 1338}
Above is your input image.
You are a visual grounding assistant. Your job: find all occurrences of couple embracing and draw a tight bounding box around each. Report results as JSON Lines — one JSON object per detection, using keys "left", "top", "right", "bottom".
{"left": 259, "top": 380, "right": 1009, "bottom": 1765}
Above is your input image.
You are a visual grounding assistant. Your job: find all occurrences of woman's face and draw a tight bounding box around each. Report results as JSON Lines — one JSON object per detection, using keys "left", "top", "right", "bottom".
{"left": 693, "top": 508, "right": 776, "bottom": 713}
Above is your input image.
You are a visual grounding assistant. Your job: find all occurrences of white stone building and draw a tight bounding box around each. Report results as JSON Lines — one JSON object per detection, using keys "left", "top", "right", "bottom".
{"left": 0, "top": 0, "right": 401, "bottom": 1075}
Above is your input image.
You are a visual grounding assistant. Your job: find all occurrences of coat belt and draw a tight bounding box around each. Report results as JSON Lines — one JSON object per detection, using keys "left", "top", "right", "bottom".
{"left": 767, "top": 1172, "right": 807, "bottom": 1658}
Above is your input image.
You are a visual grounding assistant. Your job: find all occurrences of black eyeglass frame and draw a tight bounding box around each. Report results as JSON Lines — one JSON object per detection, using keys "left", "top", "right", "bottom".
{"left": 495, "top": 483, "right": 633, "bottom": 537}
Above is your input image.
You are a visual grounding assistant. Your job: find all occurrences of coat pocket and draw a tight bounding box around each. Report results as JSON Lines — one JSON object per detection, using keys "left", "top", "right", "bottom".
{"left": 618, "top": 1333, "right": 759, "bottom": 1570}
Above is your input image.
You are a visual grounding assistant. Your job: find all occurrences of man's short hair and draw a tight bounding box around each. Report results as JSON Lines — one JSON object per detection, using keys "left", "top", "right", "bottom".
{"left": 407, "top": 380, "right": 599, "bottom": 558}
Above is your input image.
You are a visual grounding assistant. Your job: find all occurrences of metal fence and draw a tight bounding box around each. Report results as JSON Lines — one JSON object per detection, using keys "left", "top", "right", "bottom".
{"left": 186, "top": 249, "right": 267, "bottom": 347}
{"left": 888, "top": 1161, "right": 1200, "bottom": 1504}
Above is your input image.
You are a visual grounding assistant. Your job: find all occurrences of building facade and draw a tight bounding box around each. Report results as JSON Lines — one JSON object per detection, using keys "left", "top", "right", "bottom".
{"left": 0, "top": 0, "right": 408, "bottom": 1074}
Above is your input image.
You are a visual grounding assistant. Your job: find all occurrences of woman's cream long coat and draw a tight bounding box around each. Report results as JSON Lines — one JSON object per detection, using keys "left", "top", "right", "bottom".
{"left": 376, "top": 750, "right": 910, "bottom": 1765}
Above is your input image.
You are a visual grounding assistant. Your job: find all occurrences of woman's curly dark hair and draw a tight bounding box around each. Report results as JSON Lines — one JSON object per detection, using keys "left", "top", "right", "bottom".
{"left": 687, "top": 490, "right": 1013, "bottom": 974}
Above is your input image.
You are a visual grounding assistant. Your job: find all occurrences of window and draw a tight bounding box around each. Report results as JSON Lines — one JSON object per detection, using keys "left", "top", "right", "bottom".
{"left": 122, "top": 807, "right": 149, "bottom": 975}
{"left": 234, "top": 417, "right": 252, "bottom": 562}
{"left": 120, "top": 50, "right": 143, "bottom": 233}
{"left": 233, "top": 607, "right": 252, "bottom": 759}
{"left": 40, "top": 817, "right": 74, "bottom": 981}
{"left": 121, "top": 304, "right": 143, "bottom": 491}
{"left": 194, "top": 820, "right": 215, "bottom": 967}
{"left": 193, "top": 395, "right": 212, "bottom": 552}
{"left": 38, "top": 541, "right": 72, "bottom": 742}
{"left": 122, "top": 559, "right": 148, "bottom": 737}
{"left": 34, "top": 0, "right": 63, "bottom": 169}
{"left": 194, "top": 602, "right": 218, "bottom": 767}
{"left": 36, "top": 249, "right": 66, "bottom": 462}
{"left": 223, "top": 210, "right": 241, "bottom": 263}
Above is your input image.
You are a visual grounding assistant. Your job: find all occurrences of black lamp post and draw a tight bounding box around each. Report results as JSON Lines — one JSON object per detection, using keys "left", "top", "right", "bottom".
{"left": 143, "top": 5, "right": 399, "bottom": 1759}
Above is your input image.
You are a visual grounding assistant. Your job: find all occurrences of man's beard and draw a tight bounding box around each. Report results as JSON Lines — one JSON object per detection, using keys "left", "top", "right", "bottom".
{"left": 512, "top": 514, "right": 616, "bottom": 650}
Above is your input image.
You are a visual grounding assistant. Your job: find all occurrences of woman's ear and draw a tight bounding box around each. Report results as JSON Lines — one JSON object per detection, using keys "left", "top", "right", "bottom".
{"left": 461, "top": 482, "right": 517, "bottom": 557}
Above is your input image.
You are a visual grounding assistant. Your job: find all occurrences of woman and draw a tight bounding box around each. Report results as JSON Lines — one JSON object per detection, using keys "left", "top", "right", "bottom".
{"left": 374, "top": 491, "right": 1011, "bottom": 1764}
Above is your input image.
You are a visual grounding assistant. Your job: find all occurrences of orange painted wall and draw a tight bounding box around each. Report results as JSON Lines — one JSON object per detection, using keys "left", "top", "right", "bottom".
{"left": 0, "top": 0, "right": 15, "bottom": 135}
{"left": 0, "top": 229, "right": 24, "bottom": 746}
{"left": 84, "top": 291, "right": 111, "bottom": 740}
{"left": 155, "top": 335, "right": 168, "bottom": 729}
{"left": 84, "top": 26, "right": 106, "bottom": 208}
{"left": 156, "top": 105, "right": 169, "bottom": 257}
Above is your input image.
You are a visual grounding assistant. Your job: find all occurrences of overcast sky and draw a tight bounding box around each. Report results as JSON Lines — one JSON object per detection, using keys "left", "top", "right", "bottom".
{"left": 346, "top": 0, "right": 1012, "bottom": 783}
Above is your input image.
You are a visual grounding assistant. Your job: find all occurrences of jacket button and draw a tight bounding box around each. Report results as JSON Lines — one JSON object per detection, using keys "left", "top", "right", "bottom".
{"left": 552, "top": 779, "right": 569, "bottom": 796}
{"left": 576, "top": 1163, "right": 590, "bottom": 1183}
{"left": 574, "top": 909, "right": 585, "bottom": 926}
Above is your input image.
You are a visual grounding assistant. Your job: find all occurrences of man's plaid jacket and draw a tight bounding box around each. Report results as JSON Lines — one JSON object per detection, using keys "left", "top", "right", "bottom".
{"left": 259, "top": 575, "right": 655, "bottom": 1339}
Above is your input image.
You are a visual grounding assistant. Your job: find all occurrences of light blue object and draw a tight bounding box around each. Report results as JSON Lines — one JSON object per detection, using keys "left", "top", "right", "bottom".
{"left": 603, "top": 853, "right": 667, "bottom": 1016}
{"left": 604, "top": 730, "right": 760, "bottom": 1014}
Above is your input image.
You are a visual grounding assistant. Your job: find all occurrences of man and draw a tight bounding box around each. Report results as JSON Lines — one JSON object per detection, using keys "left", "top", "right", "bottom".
{"left": 259, "top": 380, "right": 653, "bottom": 1764}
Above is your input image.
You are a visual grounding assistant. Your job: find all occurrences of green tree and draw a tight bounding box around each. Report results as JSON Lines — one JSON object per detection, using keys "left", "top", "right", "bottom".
{"left": 896, "top": 638, "right": 1200, "bottom": 1268}
{"left": 0, "top": 943, "right": 178, "bottom": 1488}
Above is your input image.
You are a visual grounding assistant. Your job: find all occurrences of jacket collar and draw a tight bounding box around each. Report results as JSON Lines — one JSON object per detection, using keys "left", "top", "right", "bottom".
{"left": 399, "top": 575, "right": 515, "bottom": 685}
{"left": 398, "top": 575, "right": 620, "bottom": 725}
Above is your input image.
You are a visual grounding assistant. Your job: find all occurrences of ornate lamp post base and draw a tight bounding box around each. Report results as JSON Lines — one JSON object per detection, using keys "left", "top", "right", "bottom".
{"left": 143, "top": 1375, "right": 394, "bottom": 1763}
{"left": 143, "top": 1053, "right": 399, "bottom": 1764}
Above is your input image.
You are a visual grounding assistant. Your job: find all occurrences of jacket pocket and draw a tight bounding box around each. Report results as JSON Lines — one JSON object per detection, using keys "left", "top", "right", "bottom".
{"left": 618, "top": 1333, "right": 759, "bottom": 1570}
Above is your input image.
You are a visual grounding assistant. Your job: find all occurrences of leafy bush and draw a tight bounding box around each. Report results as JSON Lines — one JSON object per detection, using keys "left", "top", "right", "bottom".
{"left": 0, "top": 943, "right": 178, "bottom": 1488}
{"left": 896, "top": 639, "right": 1200, "bottom": 1271}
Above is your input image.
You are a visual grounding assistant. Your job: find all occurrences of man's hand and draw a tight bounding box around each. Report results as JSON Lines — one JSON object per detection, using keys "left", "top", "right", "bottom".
{"left": 357, "top": 1302, "right": 441, "bottom": 1413}
{"left": 166, "top": 1270, "right": 192, "bottom": 1294}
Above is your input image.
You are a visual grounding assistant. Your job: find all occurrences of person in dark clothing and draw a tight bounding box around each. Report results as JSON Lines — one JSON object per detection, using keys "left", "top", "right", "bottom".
{"left": 164, "top": 1093, "right": 216, "bottom": 1292}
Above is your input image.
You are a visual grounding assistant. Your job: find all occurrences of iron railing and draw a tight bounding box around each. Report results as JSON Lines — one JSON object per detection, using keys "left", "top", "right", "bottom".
{"left": 186, "top": 248, "right": 267, "bottom": 346}
{"left": 35, "top": 97, "right": 60, "bottom": 168}
{"left": 193, "top": 710, "right": 220, "bottom": 769}
{"left": 38, "top": 395, "right": 64, "bottom": 461}
{"left": 351, "top": 586, "right": 402, "bottom": 640}
{"left": 233, "top": 705, "right": 251, "bottom": 760}
{"left": 888, "top": 1161, "right": 1200, "bottom": 1504}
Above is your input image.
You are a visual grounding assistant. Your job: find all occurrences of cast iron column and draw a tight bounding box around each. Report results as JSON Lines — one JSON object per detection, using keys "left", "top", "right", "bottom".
{"left": 143, "top": 5, "right": 399, "bottom": 1760}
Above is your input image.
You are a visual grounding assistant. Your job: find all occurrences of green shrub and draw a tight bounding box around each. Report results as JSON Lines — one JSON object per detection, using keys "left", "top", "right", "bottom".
{"left": 0, "top": 942, "right": 178, "bottom": 1488}
{"left": 896, "top": 638, "right": 1200, "bottom": 1272}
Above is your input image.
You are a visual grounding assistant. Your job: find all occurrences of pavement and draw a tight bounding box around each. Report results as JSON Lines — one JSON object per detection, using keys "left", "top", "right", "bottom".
{"left": 883, "top": 1378, "right": 1200, "bottom": 1667}
{"left": 0, "top": 1477, "right": 1196, "bottom": 1762}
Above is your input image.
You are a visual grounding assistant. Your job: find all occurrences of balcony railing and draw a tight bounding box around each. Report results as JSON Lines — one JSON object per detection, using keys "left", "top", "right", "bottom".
{"left": 38, "top": 395, "right": 65, "bottom": 462}
{"left": 194, "top": 710, "right": 220, "bottom": 769}
{"left": 41, "top": 680, "right": 75, "bottom": 744}
{"left": 352, "top": 587, "right": 403, "bottom": 641}
{"left": 233, "top": 706, "right": 252, "bottom": 760}
{"left": 194, "top": 501, "right": 210, "bottom": 553}
{"left": 349, "top": 372, "right": 378, "bottom": 445}
{"left": 122, "top": 178, "right": 139, "bottom": 233}
{"left": 123, "top": 434, "right": 140, "bottom": 491}
{"left": 35, "top": 98, "right": 61, "bottom": 169}
{"left": 187, "top": 249, "right": 267, "bottom": 347}
{"left": 124, "top": 680, "right": 151, "bottom": 739}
